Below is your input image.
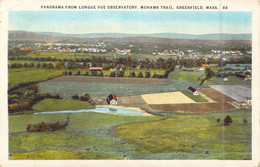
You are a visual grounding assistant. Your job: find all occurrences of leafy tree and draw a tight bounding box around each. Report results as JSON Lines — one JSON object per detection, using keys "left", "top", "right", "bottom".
{"left": 80, "top": 94, "right": 91, "bottom": 101}
{"left": 63, "top": 71, "right": 68, "bottom": 75}
{"left": 91, "top": 71, "right": 98, "bottom": 76}
{"left": 72, "top": 94, "right": 79, "bottom": 100}
{"left": 117, "top": 70, "right": 124, "bottom": 77}
{"left": 138, "top": 72, "right": 144, "bottom": 78}
{"left": 152, "top": 73, "right": 158, "bottom": 78}
{"left": 84, "top": 71, "right": 89, "bottom": 76}
{"left": 110, "top": 71, "right": 116, "bottom": 77}
{"left": 200, "top": 68, "right": 214, "bottom": 86}
{"left": 68, "top": 71, "right": 73, "bottom": 75}
{"left": 75, "top": 70, "right": 81, "bottom": 76}
{"left": 224, "top": 115, "right": 233, "bottom": 125}
{"left": 99, "top": 71, "right": 104, "bottom": 77}
{"left": 129, "top": 71, "right": 135, "bottom": 77}
{"left": 145, "top": 71, "right": 151, "bottom": 78}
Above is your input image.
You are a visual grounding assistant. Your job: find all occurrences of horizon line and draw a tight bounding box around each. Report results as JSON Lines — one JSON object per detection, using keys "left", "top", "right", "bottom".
{"left": 8, "top": 30, "right": 252, "bottom": 36}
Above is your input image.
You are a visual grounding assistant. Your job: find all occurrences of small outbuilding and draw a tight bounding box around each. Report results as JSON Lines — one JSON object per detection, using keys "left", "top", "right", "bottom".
{"left": 187, "top": 86, "right": 199, "bottom": 96}
{"left": 245, "top": 97, "right": 252, "bottom": 105}
{"left": 107, "top": 94, "right": 117, "bottom": 105}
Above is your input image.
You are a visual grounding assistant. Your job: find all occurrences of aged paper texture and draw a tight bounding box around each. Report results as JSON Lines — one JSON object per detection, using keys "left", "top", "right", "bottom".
{"left": 0, "top": 0, "right": 259, "bottom": 166}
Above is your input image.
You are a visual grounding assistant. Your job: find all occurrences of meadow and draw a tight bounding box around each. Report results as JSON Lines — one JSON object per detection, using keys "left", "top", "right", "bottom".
{"left": 38, "top": 79, "right": 205, "bottom": 98}
{"left": 9, "top": 109, "right": 251, "bottom": 159}
{"left": 8, "top": 68, "right": 63, "bottom": 86}
{"left": 32, "top": 99, "right": 95, "bottom": 112}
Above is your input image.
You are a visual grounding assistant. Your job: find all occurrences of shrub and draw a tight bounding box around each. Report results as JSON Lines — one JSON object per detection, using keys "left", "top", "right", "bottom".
{"left": 80, "top": 94, "right": 91, "bottom": 101}
{"left": 26, "top": 124, "right": 35, "bottom": 132}
{"left": 84, "top": 71, "right": 89, "bottom": 76}
{"left": 224, "top": 115, "right": 233, "bottom": 125}
{"left": 72, "top": 94, "right": 79, "bottom": 100}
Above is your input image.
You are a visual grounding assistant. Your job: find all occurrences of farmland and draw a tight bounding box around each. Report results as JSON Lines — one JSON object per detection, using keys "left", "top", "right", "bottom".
{"left": 9, "top": 109, "right": 251, "bottom": 160}
{"left": 169, "top": 71, "right": 251, "bottom": 85}
{"left": 38, "top": 79, "right": 204, "bottom": 98}
{"left": 115, "top": 109, "right": 251, "bottom": 159}
{"left": 149, "top": 102, "right": 236, "bottom": 113}
{"left": 9, "top": 69, "right": 63, "bottom": 86}
{"left": 32, "top": 99, "right": 95, "bottom": 112}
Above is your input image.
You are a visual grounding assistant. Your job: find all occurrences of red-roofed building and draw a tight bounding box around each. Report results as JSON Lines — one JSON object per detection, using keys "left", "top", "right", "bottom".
{"left": 202, "top": 64, "right": 210, "bottom": 67}
{"left": 107, "top": 94, "right": 117, "bottom": 105}
{"left": 90, "top": 67, "right": 103, "bottom": 71}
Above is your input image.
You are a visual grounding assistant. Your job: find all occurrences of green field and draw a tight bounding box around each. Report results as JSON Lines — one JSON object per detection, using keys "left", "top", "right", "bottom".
{"left": 38, "top": 79, "right": 204, "bottom": 98}
{"left": 181, "top": 91, "right": 209, "bottom": 102}
{"left": 115, "top": 109, "right": 251, "bottom": 159}
{"left": 32, "top": 99, "right": 95, "bottom": 112}
{"left": 9, "top": 109, "right": 251, "bottom": 159}
{"left": 9, "top": 112, "right": 162, "bottom": 160}
{"left": 169, "top": 71, "right": 251, "bottom": 85}
{"left": 9, "top": 68, "right": 63, "bottom": 86}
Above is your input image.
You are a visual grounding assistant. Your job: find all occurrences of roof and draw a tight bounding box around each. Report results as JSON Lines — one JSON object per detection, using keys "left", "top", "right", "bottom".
{"left": 90, "top": 67, "right": 103, "bottom": 70}
{"left": 108, "top": 94, "right": 117, "bottom": 101}
{"left": 188, "top": 86, "right": 197, "bottom": 92}
{"left": 202, "top": 64, "right": 210, "bottom": 67}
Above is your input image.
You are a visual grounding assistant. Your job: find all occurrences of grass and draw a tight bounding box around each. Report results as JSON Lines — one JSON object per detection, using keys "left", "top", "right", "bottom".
{"left": 8, "top": 68, "right": 63, "bottom": 86}
{"left": 181, "top": 91, "right": 209, "bottom": 102}
{"left": 115, "top": 109, "right": 251, "bottom": 159}
{"left": 32, "top": 99, "right": 95, "bottom": 112}
{"left": 169, "top": 71, "right": 251, "bottom": 85}
{"left": 9, "top": 150, "right": 114, "bottom": 160}
{"left": 9, "top": 112, "right": 162, "bottom": 159}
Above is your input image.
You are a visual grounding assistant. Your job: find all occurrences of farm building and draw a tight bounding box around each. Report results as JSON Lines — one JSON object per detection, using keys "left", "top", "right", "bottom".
{"left": 187, "top": 86, "right": 199, "bottom": 96}
{"left": 235, "top": 74, "right": 249, "bottom": 80}
{"left": 107, "top": 94, "right": 117, "bottom": 105}
{"left": 90, "top": 67, "right": 103, "bottom": 71}
{"left": 245, "top": 97, "right": 252, "bottom": 105}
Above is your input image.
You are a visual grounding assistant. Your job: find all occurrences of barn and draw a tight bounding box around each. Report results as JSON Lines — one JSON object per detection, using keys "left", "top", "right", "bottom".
{"left": 187, "top": 86, "right": 199, "bottom": 96}
{"left": 107, "top": 94, "right": 118, "bottom": 105}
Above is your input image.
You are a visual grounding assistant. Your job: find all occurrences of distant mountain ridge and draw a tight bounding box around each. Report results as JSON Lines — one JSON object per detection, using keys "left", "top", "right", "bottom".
{"left": 9, "top": 30, "right": 252, "bottom": 41}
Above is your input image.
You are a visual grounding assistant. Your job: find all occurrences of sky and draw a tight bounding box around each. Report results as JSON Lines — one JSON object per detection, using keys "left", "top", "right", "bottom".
{"left": 9, "top": 11, "right": 252, "bottom": 34}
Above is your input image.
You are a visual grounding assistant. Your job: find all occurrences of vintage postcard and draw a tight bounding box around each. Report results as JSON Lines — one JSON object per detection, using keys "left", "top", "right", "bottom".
{"left": 0, "top": 0, "right": 259, "bottom": 166}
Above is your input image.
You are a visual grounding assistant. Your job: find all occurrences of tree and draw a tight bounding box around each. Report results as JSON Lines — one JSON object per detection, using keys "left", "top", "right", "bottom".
{"left": 84, "top": 71, "right": 89, "bottom": 76}
{"left": 117, "top": 70, "right": 124, "bottom": 77}
{"left": 138, "top": 72, "right": 144, "bottom": 78}
{"left": 80, "top": 94, "right": 91, "bottom": 101}
{"left": 224, "top": 115, "right": 233, "bottom": 125}
{"left": 72, "top": 94, "right": 79, "bottom": 99}
{"left": 99, "top": 71, "right": 104, "bottom": 77}
{"left": 75, "top": 70, "right": 81, "bottom": 75}
{"left": 110, "top": 71, "right": 116, "bottom": 77}
{"left": 145, "top": 71, "right": 151, "bottom": 78}
{"left": 152, "top": 73, "right": 158, "bottom": 78}
{"left": 200, "top": 68, "right": 214, "bottom": 86}
{"left": 63, "top": 71, "right": 68, "bottom": 75}
{"left": 243, "top": 118, "right": 247, "bottom": 125}
{"left": 68, "top": 71, "right": 73, "bottom": 75}
{"left": 129, "top": 71, "right": 135, "bottom": 77}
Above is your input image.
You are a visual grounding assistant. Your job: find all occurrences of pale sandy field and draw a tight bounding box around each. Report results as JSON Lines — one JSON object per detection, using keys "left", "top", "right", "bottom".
{"left": 141, "top": 91, "right": 196, "bottom": 104}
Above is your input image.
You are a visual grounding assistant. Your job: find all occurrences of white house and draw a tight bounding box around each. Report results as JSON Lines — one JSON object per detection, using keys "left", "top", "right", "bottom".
{"left": 107, "top": 94, "right": 117, "bottom": 105}
{"left": 188, "top": 86, "right": 199, "bottom": 96}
